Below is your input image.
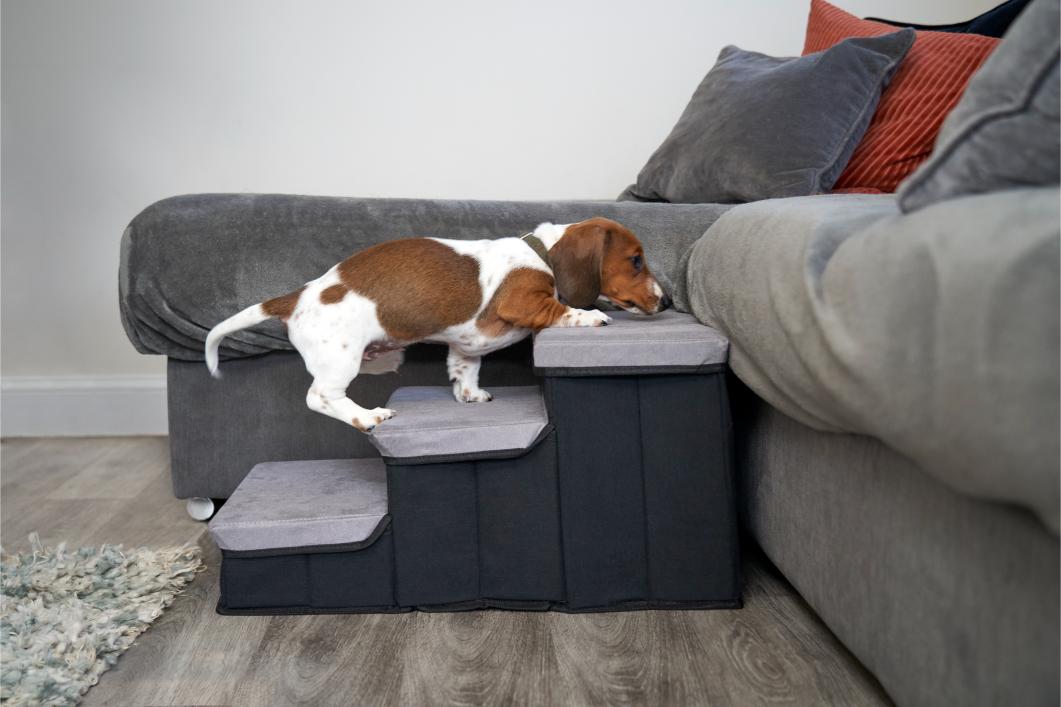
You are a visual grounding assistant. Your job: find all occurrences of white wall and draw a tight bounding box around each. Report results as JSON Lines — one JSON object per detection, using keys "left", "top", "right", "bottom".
{"left": 1, "top": 0, "right": 995, "bottom": 433}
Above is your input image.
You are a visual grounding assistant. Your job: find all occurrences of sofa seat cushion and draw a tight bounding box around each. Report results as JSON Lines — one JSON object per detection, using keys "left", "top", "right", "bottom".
{"left": 738, "top": 390, "right": 1059, "bottom": 707}
{"left": 368, "top": 386, "right": 548, "bottom": 462}
{"left": 533, "top": 310, "right": 728, "bottom": 374}
{"left": 209, "top": 458, "right": 388, "bottom": 552}
{"left": 687, "top": 188, "right": 1060, "bottom": 533}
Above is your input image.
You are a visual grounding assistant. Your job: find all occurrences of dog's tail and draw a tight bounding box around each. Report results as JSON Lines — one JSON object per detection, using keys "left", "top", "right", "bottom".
{"left": 205, "top": 303, "right": 273, "bottom": 379}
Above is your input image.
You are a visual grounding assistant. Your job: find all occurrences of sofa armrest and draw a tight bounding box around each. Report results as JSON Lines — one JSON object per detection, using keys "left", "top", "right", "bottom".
{"left": 689, "top": 187, "right": 1060, "bottom": 532}
{"left": 119, "top": 194, "right": 733, "bottom": 361}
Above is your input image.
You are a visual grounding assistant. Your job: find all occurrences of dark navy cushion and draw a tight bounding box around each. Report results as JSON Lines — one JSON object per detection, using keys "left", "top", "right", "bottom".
{"left": 867, "top": 0, "right": 1031, "bottom": 38}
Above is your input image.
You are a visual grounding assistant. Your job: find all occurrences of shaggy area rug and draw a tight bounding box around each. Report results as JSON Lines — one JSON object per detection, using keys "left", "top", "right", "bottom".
{"left": 1, "top": 533, "right": 202, "bottom": 706}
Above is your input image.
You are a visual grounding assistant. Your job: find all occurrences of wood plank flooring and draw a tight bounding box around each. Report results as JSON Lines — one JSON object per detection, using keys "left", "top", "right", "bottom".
{"left": 1, "top": 437, "right": 893, "bottom": 706}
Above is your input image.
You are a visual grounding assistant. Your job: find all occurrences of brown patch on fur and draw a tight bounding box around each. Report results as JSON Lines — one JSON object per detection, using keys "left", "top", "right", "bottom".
{"left": 350, "top": 417, "right": 369, "bottom": 432}
{"left": 261, "top": 286, "right": 305, "bottom": 321}
{"left": 478, "top": 267, "right": 569, "bottom": 334}
{"left": 320, "top": 283, "right": 347, "bottom": 304}
{"left": 337, "top": 238, "right": 481, "bottom": 341}
{"left": 550, "top": 217, "right": 663, "bottom": 313}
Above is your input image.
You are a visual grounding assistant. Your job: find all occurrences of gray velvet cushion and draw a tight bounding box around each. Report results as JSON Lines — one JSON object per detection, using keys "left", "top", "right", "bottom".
{"left": 533, "top": 310, "right": 728, "bottom": 371}
{"left": 898, "top": 0, "right": 1060, "bottom": 212}
{"left": 687, "top": 188, "right": 1060, "bottom": 532}
{"left": 209, "top": 458, "right": 388, "bottom": 551}
{"left": 369, "top": 386, "right": 547, "bottom": 460}
{"left": 618, "top": 30, "right": 914, "bottom": 204}
{"left": 119, "top": 196, "right": 734, "bottom": 361}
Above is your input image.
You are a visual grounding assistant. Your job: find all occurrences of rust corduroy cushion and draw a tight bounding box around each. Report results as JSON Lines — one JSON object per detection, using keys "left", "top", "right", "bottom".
{"left": 804, "top": 0, "right": 999, "bottom": 192}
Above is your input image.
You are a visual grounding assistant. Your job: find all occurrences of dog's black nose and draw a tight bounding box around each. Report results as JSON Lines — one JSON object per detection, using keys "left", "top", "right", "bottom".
{"left": 659, "top": 294, "right": 673, "bottom": 311}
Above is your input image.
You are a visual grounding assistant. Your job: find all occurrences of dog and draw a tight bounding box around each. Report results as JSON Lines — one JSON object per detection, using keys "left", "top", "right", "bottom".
{"left": 205, "top": 217, "right": 671, "bottom": 432}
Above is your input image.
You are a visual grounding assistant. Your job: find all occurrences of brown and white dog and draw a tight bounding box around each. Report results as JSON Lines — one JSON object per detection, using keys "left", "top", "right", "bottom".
{"left": 205, "top": 217, "right": 670, "bottom": 432}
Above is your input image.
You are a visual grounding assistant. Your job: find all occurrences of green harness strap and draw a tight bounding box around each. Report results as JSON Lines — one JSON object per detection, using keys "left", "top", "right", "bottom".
{"left": 520, "top": 233, "right": 551, "bottom": 267}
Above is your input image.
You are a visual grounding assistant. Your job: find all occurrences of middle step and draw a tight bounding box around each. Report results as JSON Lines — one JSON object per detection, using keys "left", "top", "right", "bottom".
{"left": 371, "top": 384, "right": 563, "bottom": 609}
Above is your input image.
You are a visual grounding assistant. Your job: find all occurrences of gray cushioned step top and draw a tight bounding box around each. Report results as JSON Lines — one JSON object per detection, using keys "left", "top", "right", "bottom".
{"left": 369, "top": 386, "right": 548, "bottom": 461}
{"left": 533, "top": 310, "right": 729, "bottom": 373}
{"left": 209, "top": 459, "right": 388, "bottom": 552}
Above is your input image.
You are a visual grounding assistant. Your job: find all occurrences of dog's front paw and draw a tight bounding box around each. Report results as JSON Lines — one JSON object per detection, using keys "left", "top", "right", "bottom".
{"left": 577, "top": 309, "right": 612, "bottom": 327}
{"left": 559, "top": 308, "right": 612, "bottom": 328}
{"left": 354, "top": 407, "right": 396, "bottom": 433}
{"left": 458, "top": 387, "right": 493, "bottom": 403}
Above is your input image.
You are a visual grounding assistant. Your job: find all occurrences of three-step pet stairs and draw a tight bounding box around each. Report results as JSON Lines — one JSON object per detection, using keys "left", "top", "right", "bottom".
{"left": 209, "top": 311, "right": 740, "bottom": 613}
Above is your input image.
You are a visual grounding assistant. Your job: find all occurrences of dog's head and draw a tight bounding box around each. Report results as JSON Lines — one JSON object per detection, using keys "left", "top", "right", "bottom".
{"left": 538, "top": 217, "right": 671, "bottom": 314}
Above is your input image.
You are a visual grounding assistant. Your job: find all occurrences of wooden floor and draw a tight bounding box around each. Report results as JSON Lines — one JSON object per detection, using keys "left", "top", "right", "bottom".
{"left": 1, "top": 437, "right": 892, "bottom": 707}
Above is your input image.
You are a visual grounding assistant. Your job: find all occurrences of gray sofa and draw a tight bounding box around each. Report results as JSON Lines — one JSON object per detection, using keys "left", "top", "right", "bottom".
{"left": 119, "top": 186, "right": 1059, "bottom": 707}
{"left": 693, "top": 189, "right": 1059, "bottom": 707}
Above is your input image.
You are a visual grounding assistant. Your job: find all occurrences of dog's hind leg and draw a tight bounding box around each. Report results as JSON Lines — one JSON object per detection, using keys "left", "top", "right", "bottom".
{"left": 304, "top": 353, "right": 396, "bottom": 433}
{"left": 289, "top": 287, "right": 396, "bottom": 432}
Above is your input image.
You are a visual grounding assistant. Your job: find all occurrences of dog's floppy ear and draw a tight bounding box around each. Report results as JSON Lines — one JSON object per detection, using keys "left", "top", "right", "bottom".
{"left": 548, "top": 221, "right": 607, "bottom": 308}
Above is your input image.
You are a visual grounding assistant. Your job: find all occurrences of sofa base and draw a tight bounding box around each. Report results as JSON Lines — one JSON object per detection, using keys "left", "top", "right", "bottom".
{"left": 734, "top": 380, "right": 1060, "bottom": 707}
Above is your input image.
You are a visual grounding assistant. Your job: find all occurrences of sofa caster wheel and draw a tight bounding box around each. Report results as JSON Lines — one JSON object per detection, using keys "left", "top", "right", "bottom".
{"left": 186, "top": 497, "right": 216, "bottom": 521}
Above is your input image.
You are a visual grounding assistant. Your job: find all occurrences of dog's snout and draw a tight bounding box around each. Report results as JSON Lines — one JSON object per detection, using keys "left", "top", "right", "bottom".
{"left": 659, "top": 293, "right": 673, "bottom": 311}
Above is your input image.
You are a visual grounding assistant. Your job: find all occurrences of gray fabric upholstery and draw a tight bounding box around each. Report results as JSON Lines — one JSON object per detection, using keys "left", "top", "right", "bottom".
{"left": 369, "top": 386, "right": 547, "bottom": 460}
{"left": 688, "top": 189, "right": 1060, "bottom": 532}
{"left": 618, "top": 31, "right": 914, "bottom": 204}
{"left": 119, "top": 195, "right": 734, "bottom": 361}
{"left": 208, "top": 458, "right": 387, "bottom": 551}
{"left": 167, "top": 342, "right": 539, "bottom": 500}
{"left": 533, "top": 310, "right": 728, "bottom": 370}
{"left": 898, "top": 0, "right": 1061, "bottom": 212}
{"left": 736, "top": 389, "right": 1059, "bottom": 707}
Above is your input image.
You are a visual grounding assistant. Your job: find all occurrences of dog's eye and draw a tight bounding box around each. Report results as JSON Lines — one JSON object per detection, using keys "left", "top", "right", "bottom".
{"left": 631, "top": 254, "right": 643, "bottom": 271}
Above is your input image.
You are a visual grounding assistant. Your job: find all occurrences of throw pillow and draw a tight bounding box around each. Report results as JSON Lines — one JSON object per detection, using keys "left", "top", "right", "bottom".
{"left": 618, "top": 30, "right": 914, "bottom": 204}
{"left": 804, "top": 0, "right": 1000, "bottom": 193}
{"left": 897, "top": 0, "right": 1060, "bottom": 211}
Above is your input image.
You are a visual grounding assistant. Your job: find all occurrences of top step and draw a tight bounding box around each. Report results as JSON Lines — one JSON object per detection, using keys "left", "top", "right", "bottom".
{"left": 533, "top": 310, "right": 729, "bottom": 375}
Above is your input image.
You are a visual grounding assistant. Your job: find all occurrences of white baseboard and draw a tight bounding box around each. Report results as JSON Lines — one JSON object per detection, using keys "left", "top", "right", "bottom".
{"left": 1, "top": 375, "right": 167, "bottom": 437}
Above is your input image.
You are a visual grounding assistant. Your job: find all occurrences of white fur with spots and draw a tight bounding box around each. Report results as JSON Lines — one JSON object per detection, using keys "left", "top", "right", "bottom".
{"left": 204, "top": 232, "right": 610, "bottom": 432}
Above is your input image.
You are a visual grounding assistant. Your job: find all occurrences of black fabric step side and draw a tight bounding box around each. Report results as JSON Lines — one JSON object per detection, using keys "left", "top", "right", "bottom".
{"left": 476, "top": 431, "right": 565, "bottom": 602}
{"left": 547, "top": 376, "right": 651, "bottom": 609}
{"left": 638, "top": 374, "right": 741, "bottom": 601}
{"left": 218, "top": 527, "right": 399, "bottom": 612}
{"left": 388, "top": 461, "right": 480, "bottom": 606}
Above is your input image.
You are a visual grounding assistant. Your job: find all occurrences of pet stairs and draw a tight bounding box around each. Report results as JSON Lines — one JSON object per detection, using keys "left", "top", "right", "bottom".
{"left": 208, "top": 311, "right": 740, "bottom": 613}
